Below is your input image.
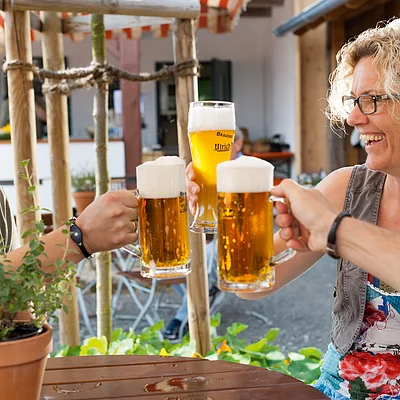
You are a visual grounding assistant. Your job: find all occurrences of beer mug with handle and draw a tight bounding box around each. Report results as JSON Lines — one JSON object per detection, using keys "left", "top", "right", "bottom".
{"left": 216, "top": 156, "right": 296, "bottom": 292}
{"left": 188, "top": 101, "right": 236, "bottom": 234}
{"left": 123, "top": 156, "right": 191, "bottom": 279}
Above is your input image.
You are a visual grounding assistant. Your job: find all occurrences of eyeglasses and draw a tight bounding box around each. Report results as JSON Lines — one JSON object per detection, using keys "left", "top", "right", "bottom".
{"left": 341, "top": 94, "right": 393, "bottom": 115}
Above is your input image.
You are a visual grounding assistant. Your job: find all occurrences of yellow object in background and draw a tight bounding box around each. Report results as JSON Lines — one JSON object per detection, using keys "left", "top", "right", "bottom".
{"left": 0, "top": 123, "right": 11, "bottom": 134}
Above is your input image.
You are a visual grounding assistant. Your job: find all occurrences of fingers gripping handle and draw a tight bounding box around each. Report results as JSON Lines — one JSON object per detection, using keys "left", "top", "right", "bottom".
{"left": 270, "top": 195, "right": 297, "bottom": 266}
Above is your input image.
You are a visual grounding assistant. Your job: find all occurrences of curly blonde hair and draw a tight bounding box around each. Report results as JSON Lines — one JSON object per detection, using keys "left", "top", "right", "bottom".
{"left": 327, "top": 18, "right": 400, "bottom": 129}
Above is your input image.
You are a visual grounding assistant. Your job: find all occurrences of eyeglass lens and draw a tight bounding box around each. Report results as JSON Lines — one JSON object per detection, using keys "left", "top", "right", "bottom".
{"left": 343, "top": 95, "right": 375, "bottom": 114}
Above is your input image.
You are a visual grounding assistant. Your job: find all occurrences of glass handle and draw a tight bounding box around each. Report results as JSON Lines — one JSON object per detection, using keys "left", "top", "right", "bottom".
{"left": 270, "top": 195, "right": 300, "bottom": 238}
{"left": 270, "top": 248, "right": 296, "bottom": 266}
{"left": 269, "top": 195, "right": 297, "bottom": 265}
{"left": 122, "top": 244, "right": 142, "bottom": 258}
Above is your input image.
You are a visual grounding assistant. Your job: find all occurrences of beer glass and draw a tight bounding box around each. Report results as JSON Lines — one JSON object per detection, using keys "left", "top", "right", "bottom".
{"left": 123, "top": 156, "right": 191, "bottom": 278}
{"left": 216, "top": 156, "right": 295, "bottom": 292}
{"left": 188, "top": 101, "right": 236, "bottom": 233}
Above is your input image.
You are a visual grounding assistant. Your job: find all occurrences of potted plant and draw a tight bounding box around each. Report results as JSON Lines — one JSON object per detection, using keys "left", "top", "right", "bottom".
{"left": 71, "top": 168, "right": 96, "bottom": 215}
{"left": 0, "top": 160, "right": 76, "bottom": 400}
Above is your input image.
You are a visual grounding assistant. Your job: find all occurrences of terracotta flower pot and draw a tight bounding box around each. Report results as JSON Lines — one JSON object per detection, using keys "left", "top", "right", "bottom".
{"left": 72, "top": 191, "right": 96, "bottom": 215}
{"left": 0, "top": 324, "right": 53, "bottom": 400}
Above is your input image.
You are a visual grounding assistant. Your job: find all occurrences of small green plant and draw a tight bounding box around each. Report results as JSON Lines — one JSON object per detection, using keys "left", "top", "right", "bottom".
{"left": 0, "top": 160, "right": 76, "bottom": 341}
{"left": 71, "top": 169, "right": 96, "bottom": 192}
{"left": 52, "top": 314, "right": 323, "bottom": 385}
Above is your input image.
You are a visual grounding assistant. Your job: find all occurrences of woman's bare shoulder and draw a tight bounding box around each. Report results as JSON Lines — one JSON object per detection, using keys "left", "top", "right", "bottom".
{"left": 315, "top": 167, "right": 354, "bottom": 211}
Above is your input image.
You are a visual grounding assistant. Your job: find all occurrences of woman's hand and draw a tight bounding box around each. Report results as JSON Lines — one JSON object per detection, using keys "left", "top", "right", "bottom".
{"left": 186, "top": 162, "right": 200, "bottom": 215}
{"left": 75, "top": 190, "right": 139, "bottom": 254}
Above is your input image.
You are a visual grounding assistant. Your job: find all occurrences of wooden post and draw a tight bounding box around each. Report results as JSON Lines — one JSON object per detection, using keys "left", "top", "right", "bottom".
{"left": 329, "top": 20, "right": 346, "bottom": 170}
{"left": 3, "top": 0, "right": 200, "bottom": 19}
{"left": 120, "top": 36, "right": 141, "bottom": 185}
{"left": 173, "top": 18, "right": 211, "bottom": 356}
{"left": 41, "top": 11, "right": 80, "bottom": 346}
{"left": 4, "top": 10, "right": 40, "bottom": 237}
{"left": 92, "top": 14, "right": 112, "bottom": 341}
{"left": 295, "top": 0, "right": 329, "bottom": 174}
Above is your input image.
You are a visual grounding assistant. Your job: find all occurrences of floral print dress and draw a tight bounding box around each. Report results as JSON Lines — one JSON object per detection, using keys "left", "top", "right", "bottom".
{"left": 315, "top": 275, "right": 400, "bottom": 400}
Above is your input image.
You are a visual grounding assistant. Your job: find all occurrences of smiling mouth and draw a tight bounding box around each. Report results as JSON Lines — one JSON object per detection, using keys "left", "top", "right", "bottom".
{"left": 359, "top": 134, "right": 385, "bottom": 146}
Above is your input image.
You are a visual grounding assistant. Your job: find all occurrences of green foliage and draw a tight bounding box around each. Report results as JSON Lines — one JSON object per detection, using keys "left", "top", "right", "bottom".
{"left": 0, "top": 160, "right": 76, "bottom": 341}
{"left": 52, "top": 313, "right": 323, "bottom": 385}
{"left": 71, "top": 169, "right": 96, "bottom": 192}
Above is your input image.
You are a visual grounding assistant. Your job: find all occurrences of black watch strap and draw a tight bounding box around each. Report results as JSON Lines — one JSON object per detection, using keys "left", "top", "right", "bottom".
{"left": 69, "top": 217, "right": 94, "bottom": 259}
{"left": 326, "top": 212, "right": 352, "bottom": 259}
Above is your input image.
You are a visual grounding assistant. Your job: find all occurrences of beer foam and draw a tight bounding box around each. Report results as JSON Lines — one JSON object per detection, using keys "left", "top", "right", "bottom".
{"left": 217, "top": 156, "right": 275, "bottom": 193}
{"left": 137, "top": 156, "right": 186, "bottom": 198}
{"left": 188, "top": 102, "right": 236, "bottom": 132}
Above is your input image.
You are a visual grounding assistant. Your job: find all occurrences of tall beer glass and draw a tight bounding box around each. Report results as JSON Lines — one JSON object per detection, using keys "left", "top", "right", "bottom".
{"left": 123, "top": 156, "right": 191, "bottom": 278}
{"left": 188, "top": 101, "right": 236, "bottom": 233}
{"left": 216, "top": 156, "right": 295, "bottom": 292}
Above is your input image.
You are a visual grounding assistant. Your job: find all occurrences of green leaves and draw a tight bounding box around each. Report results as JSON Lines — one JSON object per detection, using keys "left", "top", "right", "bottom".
{"left": 50, "top": 317, "right": 323, "bottom": 386}
{"left": 0, "top": 159, "right": 77, "bottom": 341}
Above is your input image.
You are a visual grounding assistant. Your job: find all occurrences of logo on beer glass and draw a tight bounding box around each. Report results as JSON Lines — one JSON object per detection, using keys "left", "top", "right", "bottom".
{"left": 123, "top": 156, "right": 191, "bottom": 279}
{"left": 216, "top": 156, "right": 295, "bottom": 292}
{"left": 188, "top": 101, "right": 236, "bottom": 234}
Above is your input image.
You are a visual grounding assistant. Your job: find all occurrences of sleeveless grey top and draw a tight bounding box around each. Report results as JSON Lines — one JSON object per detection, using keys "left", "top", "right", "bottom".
{"left": 331, "top": 164, "right": 387, "bottom": 354}
{"left": 0, "top": 186, "right": 19, "bottom": 253}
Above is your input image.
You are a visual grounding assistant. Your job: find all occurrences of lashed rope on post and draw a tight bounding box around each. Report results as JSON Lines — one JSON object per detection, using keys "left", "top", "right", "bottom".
{"left": 2, "top": 59, "right": 199, "bottom": 95}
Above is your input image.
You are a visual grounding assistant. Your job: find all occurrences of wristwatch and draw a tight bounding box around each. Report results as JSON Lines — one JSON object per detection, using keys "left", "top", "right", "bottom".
{"left": 69, "top": 217, "right": 94, "bottom": 259}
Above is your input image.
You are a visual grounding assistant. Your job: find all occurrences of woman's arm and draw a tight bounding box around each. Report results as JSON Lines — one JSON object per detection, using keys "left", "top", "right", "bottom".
{"left": 270, "top": 179, "right": 400, "bottom": 292}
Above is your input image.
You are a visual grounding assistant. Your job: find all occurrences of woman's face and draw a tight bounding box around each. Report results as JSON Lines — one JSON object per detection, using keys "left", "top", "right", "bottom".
{"left": 346, "top": 57, "right": 400, "bottom": 175}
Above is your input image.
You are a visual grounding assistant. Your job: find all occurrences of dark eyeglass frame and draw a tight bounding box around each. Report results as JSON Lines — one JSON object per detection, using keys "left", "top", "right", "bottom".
{"left": 341, "top": 94, "right": 392, "bottom": 115}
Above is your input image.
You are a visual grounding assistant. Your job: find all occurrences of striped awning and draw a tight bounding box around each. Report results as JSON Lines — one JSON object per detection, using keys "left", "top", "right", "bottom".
{"left": 0, "top": 0, "right": 249, "bottom": 43}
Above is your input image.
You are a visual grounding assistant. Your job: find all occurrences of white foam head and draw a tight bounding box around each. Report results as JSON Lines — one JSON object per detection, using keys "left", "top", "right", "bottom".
{"left": 137, "top": 156, "right": 186, "bottom": 198}
{"left": 217, "top": 156, "right": 275, "bottom": 193}
{"left": 188, "top": 101, "right": 236, "bottom": 132}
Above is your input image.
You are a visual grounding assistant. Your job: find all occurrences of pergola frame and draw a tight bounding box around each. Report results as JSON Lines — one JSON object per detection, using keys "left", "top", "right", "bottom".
{"left": 3, "top": 0, "right": 212, "bottom": 355}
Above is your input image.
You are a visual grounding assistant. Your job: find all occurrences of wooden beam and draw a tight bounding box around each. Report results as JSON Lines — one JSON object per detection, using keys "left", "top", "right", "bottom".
{"left": 63, "top": 15, "right": 173, "bottom": 34}
{"left": 120, "top": 36, "right": 141, "bottom": 187}
{"left": 296, "top": 0, "right": 329, "bottom": 174}
{"left": 3, "top": 0, "right": 200, "bottom": 19}
{"left": 41, "top": 10, "right": 80, "bottom": 347}
{"left": 4, "top": 10, "right": 41, "bottom": 237}
{"left": 173, "top": 18, "right": 211, "bottom": 357}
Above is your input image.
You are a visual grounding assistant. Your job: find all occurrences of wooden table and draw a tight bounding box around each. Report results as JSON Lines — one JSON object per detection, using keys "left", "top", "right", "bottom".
{"left": 41, "top": 355, "right": 328, "bottom": 399}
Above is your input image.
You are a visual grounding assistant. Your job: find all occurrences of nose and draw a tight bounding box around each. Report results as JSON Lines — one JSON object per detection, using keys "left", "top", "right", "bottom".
{"left": 346, "top": 103, "right": 368, "bottom": 127}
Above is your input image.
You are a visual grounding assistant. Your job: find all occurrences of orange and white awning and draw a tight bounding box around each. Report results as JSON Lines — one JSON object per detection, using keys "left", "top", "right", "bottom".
{"left": 0, "top": 0, "right": 249, "bottom": 43}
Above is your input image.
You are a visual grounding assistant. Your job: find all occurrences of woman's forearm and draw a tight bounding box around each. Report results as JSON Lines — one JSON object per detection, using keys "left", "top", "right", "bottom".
{"left": 336, "top": 218, "right": 400, "bottom": 291}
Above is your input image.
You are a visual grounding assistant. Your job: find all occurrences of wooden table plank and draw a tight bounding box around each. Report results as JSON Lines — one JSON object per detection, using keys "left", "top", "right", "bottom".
{"left": 46, "top": 355, "right": 200, "bottom": 370}
{"left": 42, "top": 355, "right": 328, "bottom": 399}
{"left": 41, "top": 385, "right": 327, "bottom": 399}
{"left": 44, "top": 359, "right": 261, "bottom": 385}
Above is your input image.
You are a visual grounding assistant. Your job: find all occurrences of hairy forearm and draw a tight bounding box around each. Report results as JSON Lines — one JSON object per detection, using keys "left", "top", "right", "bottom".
{"left": 4, "top": 226, "right": 84, "bottom": 273}
{"left": 336, "top": 218, "right": 400, "bottom": 291}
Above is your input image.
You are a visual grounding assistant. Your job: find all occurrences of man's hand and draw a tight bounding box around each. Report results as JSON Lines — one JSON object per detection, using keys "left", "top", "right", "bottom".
{"left": 75, "top": 190, "right": 139, "bottom": 254}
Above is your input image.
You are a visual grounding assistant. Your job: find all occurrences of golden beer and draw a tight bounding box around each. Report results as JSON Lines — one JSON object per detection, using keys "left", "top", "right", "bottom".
{"left": 128, "top": 156, "right": 191, "bottom": 278}
{"left": 189, "top": 129, "right": 234, "bottom": 226}
{"left": 218, "top": 191, "right": 274, "bottom": 291}
{"left": 216, "top": 156, "right": 295, "bottom": 292}
{"left": 138, "top": 195, "right": 190, "bottom": 278}
{"left": 188, "top": 101, "right": 236, "bottom": 233}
